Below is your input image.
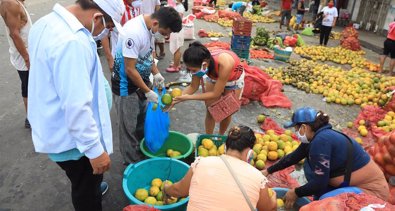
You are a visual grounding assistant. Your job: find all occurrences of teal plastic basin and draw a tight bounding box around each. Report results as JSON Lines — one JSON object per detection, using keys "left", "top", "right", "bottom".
{"left": 123, "top": 158, "right": 190, "bottom": 211}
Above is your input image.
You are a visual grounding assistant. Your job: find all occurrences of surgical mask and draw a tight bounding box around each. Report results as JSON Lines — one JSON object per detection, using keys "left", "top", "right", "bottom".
{"left": 328, "top": 3, "right": 334, "bottom": 8}
{"left": 296, "top": 126, "right": 309, "bottom": 144}
{"left": 91, "top": 16, "right": 108, "bottom": 41}
{"left": 192, "top": 64, "right": 208, "bottom": 77}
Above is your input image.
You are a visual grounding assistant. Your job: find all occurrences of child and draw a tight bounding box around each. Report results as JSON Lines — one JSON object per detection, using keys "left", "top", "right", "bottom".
{"left": 166, "top": 0, "right": 186, "bottom": 72}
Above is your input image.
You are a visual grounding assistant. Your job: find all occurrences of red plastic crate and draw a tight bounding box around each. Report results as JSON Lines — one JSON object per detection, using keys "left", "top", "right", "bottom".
{"left": 232, "top": 17, "right": 253, "bottom": 31}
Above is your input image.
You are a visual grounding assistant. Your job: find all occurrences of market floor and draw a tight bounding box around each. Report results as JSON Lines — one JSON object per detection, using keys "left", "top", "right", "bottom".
{"left": 0, "top": 1, "right": 384, "bottom": 211}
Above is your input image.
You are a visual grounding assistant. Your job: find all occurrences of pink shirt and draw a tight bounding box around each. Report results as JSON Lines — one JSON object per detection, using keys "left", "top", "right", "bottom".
{"left": 187, "top": 156, "right": 268, "bottom": 211}
{"left": 388, "top": 22, "right": 395, "bottom": 40}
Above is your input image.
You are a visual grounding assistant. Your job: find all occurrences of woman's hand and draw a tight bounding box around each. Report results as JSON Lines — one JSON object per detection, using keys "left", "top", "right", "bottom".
{"left": 164, "top": 94, "right": 191, "bottom": 112}
{"left": 261, "top": 169, "right": 269, "bottom": 176}
{"left": 284, "top": 188, "right": 298, "bottom": 209}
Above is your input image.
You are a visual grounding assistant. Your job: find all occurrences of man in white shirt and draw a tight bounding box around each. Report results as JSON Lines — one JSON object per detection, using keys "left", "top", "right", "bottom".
{"left": 0, "top": 0, "right": 32, "bottom": 128}
{"left": 27, "top": 0, "right": 125, "bottom": 210}
{"left": 111, "top": 7, "right": 182, "bottom": 165}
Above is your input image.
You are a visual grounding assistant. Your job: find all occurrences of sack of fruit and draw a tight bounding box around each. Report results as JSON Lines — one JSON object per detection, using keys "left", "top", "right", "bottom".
{"left": 218, "top": 10, "right": 241, "bottom": 19}
{"left": 144, "top": 87, "right": 170, "bottom": 153}
{"left": 123, "top": 205, "right": 160, "bottom": 211}
{"left": 300, "top": 193, "right": 395, "bottom": 211}
{"left": 341, "top": 26, "right": 359, "bottom": 39}
{"left": 341, "top": 36, "right": 361, "bottom": 51}
{"left": 368, "top": 131, "right": 395, "bottom": 177}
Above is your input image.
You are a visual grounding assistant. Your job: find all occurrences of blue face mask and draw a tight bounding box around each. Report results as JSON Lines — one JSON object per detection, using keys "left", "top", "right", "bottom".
{"left": 192, "top": 66, "right": 208, "bottom": 77}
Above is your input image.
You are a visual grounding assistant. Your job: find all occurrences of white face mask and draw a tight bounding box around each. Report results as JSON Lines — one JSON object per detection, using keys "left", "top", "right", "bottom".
{"left": 296, "top": 125, "right": 309, "bottom": 144}
{"left": 91, "top": 16, "right": 109, "bottom": 41}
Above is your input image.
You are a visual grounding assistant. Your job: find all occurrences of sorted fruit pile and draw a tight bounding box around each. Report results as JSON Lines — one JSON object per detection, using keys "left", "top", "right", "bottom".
{"left": 166, "top": 149, "right": 181, "bottom": 158}
{"left": 217, "top": 18, "right": 233, "bottom": 27}
{"left": 134, "top": 179, "right": 185, "bottom": 206}
{"left": 376, "top": 111, "right": 395, "bottom": 133}
{"left": 203, "top": 14, "right": 219, "bottom": 22}
{"left": 294, "top": 46, "right": 380, "bottom": 72}
{"left": 251, "top": 130, "right": 301, "bottom": 170}
{"left": 252, "top": 27, "right": 270, "bottom": 46}
{"left": 266, "top": 59, "right": 395, "bottom": 107}
{"left": 207, "top": 32, "right": 224, "bottom": 37}
{"left": 197, "top": 138, "right": 225, "bottom": 157}
{"left": 250, "top": 49, "right": 274, "bottom": 59}
{"left": 244, "top": 12, "right": 276, "bottom": 23}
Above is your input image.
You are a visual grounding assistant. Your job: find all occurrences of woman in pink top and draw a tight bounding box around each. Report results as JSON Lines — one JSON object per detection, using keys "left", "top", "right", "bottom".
{"left": 163, "top": 125, "right": 277, "bottom": 211}
{"left": 380, "top": 20, "right": 395, "bottom": 75}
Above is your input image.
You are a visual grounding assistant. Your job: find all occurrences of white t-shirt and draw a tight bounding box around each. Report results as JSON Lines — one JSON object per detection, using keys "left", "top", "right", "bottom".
{"left": 141, "top": 0, "right": 161, "bottom": 15}
{"left": 321, "top": 6, "right": 338, "bottom": 27}
{"left": 118, "top": 15, "right": 154, "bottom": 80}
{"left": 175, "top": 2, "right": 185, "bottom": 16}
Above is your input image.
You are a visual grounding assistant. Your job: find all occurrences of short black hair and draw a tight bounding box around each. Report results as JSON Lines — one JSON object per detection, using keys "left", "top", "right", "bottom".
{"left": 183, "top": 41, "right": 215, "bottom": 72}
{"left": 76, "top": 0, "right": 112, "bottom": 23}
{"left": 228, "top": 3, "right": 233, "bottom": 8}
{"left": 151, "top": 7, "right": 182, "bottom": 33}
{"left": 225, "top": 125, "right": 255, "bottom": 152}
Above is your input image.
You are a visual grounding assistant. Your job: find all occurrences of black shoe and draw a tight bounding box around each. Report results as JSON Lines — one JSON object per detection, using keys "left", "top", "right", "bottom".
{"left": 25, "top": 118, "right": 31, "bottom": 129}
{"left": 101, "top": 182, "right": 108, "bottom": 196}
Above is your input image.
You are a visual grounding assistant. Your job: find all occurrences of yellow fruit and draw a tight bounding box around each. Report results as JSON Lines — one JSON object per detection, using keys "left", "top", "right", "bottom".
{"left": 156, "top": 191, "right": 164, "bottom": 201}
{"left": 144, "top": 196, "right": 157, "bottom": 205}
{"left": 260, "top": 149, "right": 268, "bottom": 156}
{"left": 166, "top": 149, "right": 173, "bottom": 157}
{"left": 277, "top": 149, "right": 285, "bottom": 159}
{"left": 198, "top": 147, "right": 209, "bottom": 157}
{"left": 359, "top": 120, "right": 366, "bottom": 125}
{"left": 277, "top": 140, "right": 285, "bottom": 150}
{"left": 277, "top": 199, "right": 285, "bottom": 207}
{"left": 161, "top": 93, "right": 173, "bottom": 105}
{"left": 218, "top": 144, "right": 225, "bottom": 155}
{"left": 169, "top": 150, "right": 181, "bottom": 158}
{"left": 266, "top": 130, "right": 275, "bottom": 135}
{"left": 255, "top": 133, "right": 262, "bottom": 139}
{"left": 135, "top": 188, "right": 149, "bottom": 201}
{"left": 151, "top": 178, "right": 162, "bottom": 188}
{"left": 263, "top": 135, "right": 271, "bottom": 142}
{"left": 208, "top": 147, "right": 217, "bottom": 156}
{"left": 360, "top": 129, "right": 368, "bottom": 137}
{"left": 284, "top": 130, "right": 292, "bottom": 136}
{"left": 149, "top": 186, "right": 160, "bottom": 196}
{"left": 267, "top": 151, "right": 278, "bottom": 161}
{"left": 170, "top": 88, "right": 182, "bottom": 98}
{"left": 160, "top": 180, "right": 173, "bottom": 191}
{"left": 268, "top": 142, "right": 278, "bottom": 151}
{"left": 347, "top": 122, "right": 353, "bottom": 128}
{"left": 202, "top": 138, "right": 214, "bottom": 150}
{"left": 292, "top": 140, "right": 299, "bottom": 146}
{"left": 257, "top": 114, "right": 266, "bottom": 123}
{"left": 255, "top": 160, "right": 265, "bottom": 170}
{"left": 284, "top": 145, "right": 292, "bottom": 154}
{"left": 268, "top": 188, "right": 274, "bottom": 198}
{"left": 270, "top": 135, "right": 279, "bottom": 142}
{"left": 355, "top": 137, "right": 363, "bottom": 145}
{"left": 257, "top": 153, "right": 267, "bottom": 162}
{"left": 155, "top": 201, "right": 164, "bottom": 206}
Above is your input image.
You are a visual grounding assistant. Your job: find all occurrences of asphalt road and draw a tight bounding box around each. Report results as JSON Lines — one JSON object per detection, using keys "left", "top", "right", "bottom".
{"left": 0, "top": 0, "right": 380, "bottom": 210}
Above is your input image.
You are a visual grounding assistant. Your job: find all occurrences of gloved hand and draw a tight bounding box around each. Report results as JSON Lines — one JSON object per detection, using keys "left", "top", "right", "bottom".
{"left": 153, "top": 73, "right": 165, "bottom": 87}
{"left": 145, "top": 90, "right": 158, "bottom": 103}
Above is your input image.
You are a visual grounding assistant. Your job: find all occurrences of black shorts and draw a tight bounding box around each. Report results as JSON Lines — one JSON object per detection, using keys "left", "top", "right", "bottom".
{"left": 17, "top": 70, "right": 29, "bottom": 98}
{"left": 383, "top": 38, "right": 395, "bottom": 59}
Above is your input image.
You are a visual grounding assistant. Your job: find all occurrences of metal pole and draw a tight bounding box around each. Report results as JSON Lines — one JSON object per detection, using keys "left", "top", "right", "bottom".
{"left": 350, "top": 0, "right": 357, "bottom": 21}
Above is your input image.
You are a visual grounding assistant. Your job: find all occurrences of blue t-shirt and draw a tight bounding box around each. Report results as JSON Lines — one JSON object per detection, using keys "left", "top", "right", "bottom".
{"left": 268, "top": 124, "right": 370, "bottom": 197}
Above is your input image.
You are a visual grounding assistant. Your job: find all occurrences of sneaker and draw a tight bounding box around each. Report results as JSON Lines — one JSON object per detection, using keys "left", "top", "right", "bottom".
{"left": 157, "top": 54, "right": 165, "bottom": 60}
{"left": 25, "top": 118, "right": 31, "bottom": 129}
{"left": 101, "top": 182, "right": 109, "bottom": 196}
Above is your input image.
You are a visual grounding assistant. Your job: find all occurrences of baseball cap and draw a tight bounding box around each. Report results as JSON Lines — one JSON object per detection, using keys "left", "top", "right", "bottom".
{"left": 93, "top": 0, "right": 125, "bottom": 35}
{"left": 284, "top": 107, "right": 318, "bottom": 128}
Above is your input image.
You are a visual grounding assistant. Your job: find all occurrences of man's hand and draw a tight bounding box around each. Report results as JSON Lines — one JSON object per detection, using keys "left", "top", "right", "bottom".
{"left": 153, "top": 73, "right": 165, "bottom": 87}
{"left": 89, "top": 152, "right": 111, "bottom": 175}
{"left": 145, "top": 90, "right": 159, "bottom": 103}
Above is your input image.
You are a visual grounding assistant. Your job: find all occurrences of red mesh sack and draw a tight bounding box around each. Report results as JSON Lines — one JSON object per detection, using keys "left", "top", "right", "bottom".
{"left": 241, "top": 66, "right": 292, "bottom": 108}
{"left": 260, "top": 117, "right": 285, "bottom": 135}
{"left": 341, "top": 26, "right": 359, "bottom": 39}
{"left": 341, "top": 36, "right": 361, "bottom": 51}
{"left": 218, "top": 10, "right": 241, "bottom": 19}
{"left": 203, "top": 14, "right": 219, "bottom": 22}
{"left": 204, "top": 41, "right": 231, "bottom": 50}
{"left": 300, "top": 193, "right": 395, "bottom": 211}
{"left": 389, "top": 185, "right": 395, "bottom": 205}
{"left": 266, "top": 165, "right": 300, "bottom": 189}
{"left": 342, "top": 128, "right": 376, "bottom": 150}
{"left": 123, "top": 205, "right": 160, "bottom": 211}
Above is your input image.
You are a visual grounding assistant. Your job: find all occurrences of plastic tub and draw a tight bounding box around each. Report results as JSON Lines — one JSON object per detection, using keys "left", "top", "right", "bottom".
{"left": 273, "top": 187, "right": 311, "bottom": 209}
{"left": 140, "top": 131, "right": 193, "bottom": 160}
{"left": 123, "top": 158, "right": 190, "bottom": 211}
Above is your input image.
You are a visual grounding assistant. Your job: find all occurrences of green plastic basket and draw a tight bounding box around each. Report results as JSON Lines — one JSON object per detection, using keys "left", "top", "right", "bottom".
{"left": 140, "top": 131, "right": 193, "bottom": 160}
{"left": 194, "top": 134, "right": 228, "bottom": 157}
{"left": 274, "top": 47, "right": 292, "bottom": 62}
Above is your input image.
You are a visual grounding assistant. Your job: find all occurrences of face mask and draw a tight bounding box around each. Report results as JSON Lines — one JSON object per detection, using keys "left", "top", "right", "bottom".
{"left": 192, "top": 64, "right": 208, "bottom": 77}
{"left": 328, "top": 3, "right": 334, "bottom": 8}
{"left": 246, "top": 149, "right": 254, "bottom": 164}
{"left": 91, "top": 16, "right": 108, "bottom": 41}
{"left": 296, "top": 125, "right": 309, "bottom": 144}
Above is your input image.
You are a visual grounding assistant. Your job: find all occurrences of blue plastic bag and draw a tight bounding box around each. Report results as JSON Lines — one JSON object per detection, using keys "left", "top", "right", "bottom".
{"left": 144, "top": 87, "right": 170, "bottom": 153}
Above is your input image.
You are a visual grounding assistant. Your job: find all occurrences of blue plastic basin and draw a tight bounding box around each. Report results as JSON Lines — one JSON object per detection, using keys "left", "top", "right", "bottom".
{"left": 123, "top": 158, "right": 190, "bottom": 211}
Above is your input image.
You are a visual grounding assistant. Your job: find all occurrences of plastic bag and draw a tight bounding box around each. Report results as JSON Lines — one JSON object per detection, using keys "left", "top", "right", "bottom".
{"left": 144, "top": 87, "right": 170, "bottom": 153}
{"left": 183, "top": 14, "right": 196, "bottom": 40}
{"left": 301, "top": 27, "right": 314, "bottom": 36}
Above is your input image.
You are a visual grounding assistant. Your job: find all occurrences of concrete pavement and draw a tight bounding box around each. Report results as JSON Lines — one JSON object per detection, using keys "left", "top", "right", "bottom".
{"left": 0, "top": 1, "right": 384, "bottom": 211}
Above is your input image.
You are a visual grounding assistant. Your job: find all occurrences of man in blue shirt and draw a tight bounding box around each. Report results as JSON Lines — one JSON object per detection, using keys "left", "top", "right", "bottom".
{"left": 229, "top": 1, "right": 247, "bottom": 16}
{"left": 27, "top": 0, "right": 125, "bottom": 210}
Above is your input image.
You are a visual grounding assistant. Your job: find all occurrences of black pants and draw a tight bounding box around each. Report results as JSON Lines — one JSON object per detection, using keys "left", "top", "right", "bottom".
{"left": 57, "top": 157, "right": 103, "bottom": 211}
{"left": 320, "top": 25, "right": 332, "bottom": 46}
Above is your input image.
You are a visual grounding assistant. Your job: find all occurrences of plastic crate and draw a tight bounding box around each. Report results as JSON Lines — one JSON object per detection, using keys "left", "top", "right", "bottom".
{"left": 233, "top": 28, "right": 252, "bottom": 36}
{"left": 232, "top": 48, "right": 250, "bottom": 59}
{"left": 231, "top": 35, "right": 251, "bottom": 50}
{"left": 232, "top": 17, "right": 253, "bottom": 30}
{"left": 195, "top": 134, "right": 227, "bottom": 157}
